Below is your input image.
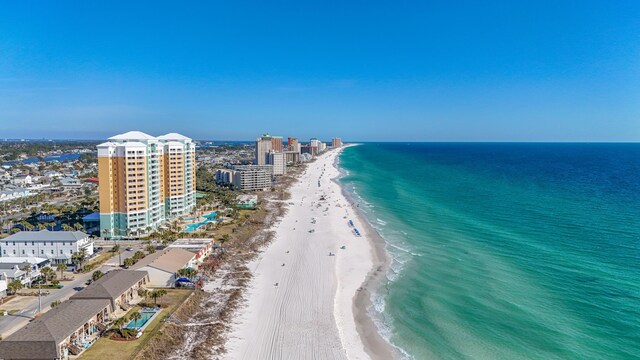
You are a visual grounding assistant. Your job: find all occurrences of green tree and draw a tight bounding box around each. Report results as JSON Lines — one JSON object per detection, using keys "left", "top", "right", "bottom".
{"left": 137, "top": 288, "right": 149, "bottom": 302}
{"left": 145, "top": 245, "right": 156, "bottom": 254}
{"left": 177, "top": 268, "right": 197, "bottom": 281}
{"left": 56, "top": 263, "right": 67, "bottom": 279}
{"left": 113, "top": 315, "right": 129, "bottom": 336}
{"left": 71, "top": 248, "right": 88, "bottom": 270}
{"left": 20, "top": 264, "right": 32, "bottom": 288}
{"left": 149, "top": 289, "right": 167, "bottom": 305}
{"left": 7, "top": 279, "right": 22, "bottom": 294}
{"left": 40, "top": 266, "right": 54, "bottom": 285}
{"left": 50, "top": 300, "right": 61, "bottom": 308}
{"left": 133, "top": 251, "right": 145, "bottom": 261}
{"left": 129, "top": 311, "right": 142, "bottom": 326}
{"left": 91, "top": 270, "right": 104, "bottom": 281}
{"left": 123, "top": 258, "right": 134, "bottom": 268}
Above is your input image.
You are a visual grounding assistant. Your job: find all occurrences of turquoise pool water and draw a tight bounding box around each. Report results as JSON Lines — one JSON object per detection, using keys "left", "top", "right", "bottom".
{"left": 125, "top": 311, "right": 156, "bottom": 329}
{"left": 184, "top": 211, "right": 217, "bottom": 233}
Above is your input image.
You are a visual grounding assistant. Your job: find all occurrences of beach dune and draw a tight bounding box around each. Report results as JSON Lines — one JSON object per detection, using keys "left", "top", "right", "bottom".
{"left": 224, "top": 147, "right": 389, "bottom": 359}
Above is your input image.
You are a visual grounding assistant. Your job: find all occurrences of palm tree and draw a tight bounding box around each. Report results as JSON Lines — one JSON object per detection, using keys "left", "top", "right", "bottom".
{"left": 20, "top": 264, "right": 32, "bottom": 288}
{"left": 177, "top": 268, "right": 197, "bottom": 281}
{"left": 56, "top": 263, "right": 67, "bottom": 280}
{"left": 7, "top": 280, "right": 23, "bottom": 295}
{"left": 71, "top": 248, "right": 88, "bottom": 270}
{"left": 101, "top": 229, "right": 110, "bottom": 239}
{"left": 73, "top": 223, "right": 83, "bottom": 231}
{"left": 113, "top": 315, "right": 129, "bottom": 336}
{"left": 129, "top": 311, "right": 142, "bottom": 327}
{"left": 149, "top": 289, "right": 167, "bottom": 305}
{"left": 61, "top": 224, "right": 73, "bottom": 231}
{"left": 145, "top": 245, "right": 156, "bottom": 254}
{"left": 40, "top": 266, "right": 54, "bottom": 285}
{"left": 138, "top": 288, "right": 149, "bottom": 302}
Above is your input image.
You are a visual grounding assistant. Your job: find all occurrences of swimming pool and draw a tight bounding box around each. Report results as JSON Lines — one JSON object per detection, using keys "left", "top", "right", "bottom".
{"left": 184, "top": 212, "right": 217, "bottom": 233}
{"left": 125, "top": 310, "right": 158, "bottom": 330}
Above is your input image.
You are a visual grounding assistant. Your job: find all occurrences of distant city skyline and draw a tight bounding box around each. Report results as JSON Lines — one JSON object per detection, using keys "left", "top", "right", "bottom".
{"left": 1, "top": 2, "right": 639, "bottom": 141}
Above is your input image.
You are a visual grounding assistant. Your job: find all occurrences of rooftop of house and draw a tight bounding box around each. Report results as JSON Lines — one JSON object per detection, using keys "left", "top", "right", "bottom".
{"left": 70, "top": 270, "right": 148, "bottom": 302}
{"left": 0, "top": 298, "right": 111, "bottom": 359}
{"left": 131, "top": 247, "right": 195, "bottom": 273}
{"left": 2, "top": 230, "right": 89, "bottom": 243}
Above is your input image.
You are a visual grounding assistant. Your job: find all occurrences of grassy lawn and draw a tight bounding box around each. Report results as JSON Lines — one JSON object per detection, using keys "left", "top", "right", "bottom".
{"left": 80, "top": 289, "right": 192, "bottom": 360}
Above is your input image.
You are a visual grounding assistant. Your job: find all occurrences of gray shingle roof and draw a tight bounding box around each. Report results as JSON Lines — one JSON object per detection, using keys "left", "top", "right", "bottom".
{"left": 131, "top": 248, "right": 194, "bottom": 273}
{"left": 133, "top": 248, "right": 196, "bottom": 273}
{"left": 70, "top": 270, "right": 147, "bottom": 302}
{"left": 0, "top": 298, "right": 110, "bottom": 359}
{"left": 2, "top": 230, "right": 88, "bottom": 243}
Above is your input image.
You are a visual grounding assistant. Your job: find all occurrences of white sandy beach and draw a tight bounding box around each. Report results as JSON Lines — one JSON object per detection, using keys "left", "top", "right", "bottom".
{"left": 221, "top": 146, "right": 389, "bottom": 359}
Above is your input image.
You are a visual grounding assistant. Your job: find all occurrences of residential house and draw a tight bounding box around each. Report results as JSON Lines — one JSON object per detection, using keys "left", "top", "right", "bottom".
{"left": 0, "top": 256, "right": 48, "bottom": 286}
{"left": 131, "top": 248, "right": 196, "bottom": 287}
{"left": 167, "top": 238, "right": 215, "bottom": 263}
{"left": 0, "top": 230, "right": 94, "bottom": 265}
{"left": 59, "top": 177, "right": 81, "bottom": 188}
{"left": 11, "top": 174, "right": 32, "bottom": 186}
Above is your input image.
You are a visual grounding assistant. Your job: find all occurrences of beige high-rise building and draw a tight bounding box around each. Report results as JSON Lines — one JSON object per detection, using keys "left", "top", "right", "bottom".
{"left": 332, "top": 137, "right": 343, "bottom": 148}
{"left": 98, "top": 131, "right": 196, "bottom": 239}
{"left": 288, "top": 137, "right": 300, "bottom": 153}
{"left": 255, "top": 134, "right": 273, "bottom": 165}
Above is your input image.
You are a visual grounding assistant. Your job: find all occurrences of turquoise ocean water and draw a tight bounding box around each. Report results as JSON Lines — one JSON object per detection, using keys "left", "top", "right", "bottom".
{"left": 338, "top": 143, "right": 640, "bottom": 359}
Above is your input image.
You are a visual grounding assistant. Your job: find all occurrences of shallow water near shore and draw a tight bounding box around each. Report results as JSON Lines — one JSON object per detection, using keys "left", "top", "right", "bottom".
{"left": 339, "top": 143, "right": 640, "bottom": 359}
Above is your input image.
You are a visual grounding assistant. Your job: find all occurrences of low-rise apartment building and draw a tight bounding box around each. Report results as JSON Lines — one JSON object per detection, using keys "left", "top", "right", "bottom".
{"left": 0, "top": 298, "right": 112, "bottom": 359}
{"left": 0, "top": 231, "right": 93, "bottom": 265}
{"left": 70, "top": 270, "right": 149, "bottom": 311}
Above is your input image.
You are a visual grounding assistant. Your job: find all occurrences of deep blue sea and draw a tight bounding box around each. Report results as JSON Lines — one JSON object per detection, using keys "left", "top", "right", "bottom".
{"left": 339, "top": 143, "right": 640, "bottom": 359}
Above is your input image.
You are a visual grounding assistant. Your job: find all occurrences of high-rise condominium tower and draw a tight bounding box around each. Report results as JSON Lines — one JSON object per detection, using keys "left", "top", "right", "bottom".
{"left": 255, "top": 134, "right": 273, "bottom": 165}
{"left": 270, "top": 136, "right": 284, "bottom": 152}
{"left": 97, "top": 131, "right": 196, "bottom": 238}
{"left": 287, "top": 137, "right": 300, "bottom": 153}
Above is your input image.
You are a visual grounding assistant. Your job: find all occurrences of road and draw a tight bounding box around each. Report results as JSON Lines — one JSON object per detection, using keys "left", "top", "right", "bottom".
{"left": 0, "top": 246, "right": 143, "bottom": 338}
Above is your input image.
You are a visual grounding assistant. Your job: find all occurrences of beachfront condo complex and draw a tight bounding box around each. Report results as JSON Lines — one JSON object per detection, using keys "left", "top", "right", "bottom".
{"left": 97, "top": 131, "right": 196, "bottom": 239}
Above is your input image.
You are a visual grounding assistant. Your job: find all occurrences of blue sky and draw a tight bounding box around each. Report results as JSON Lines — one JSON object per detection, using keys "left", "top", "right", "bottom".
{"left": 1, "top": 1, "right": 639, "bottom": 141}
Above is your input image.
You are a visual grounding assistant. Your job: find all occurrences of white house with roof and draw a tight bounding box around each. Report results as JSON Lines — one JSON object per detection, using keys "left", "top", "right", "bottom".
{"left": 131, "top": 247, "right": 196, "bottom": 287}
{"left": 12, "top": 174, "right": 32, "bottom": 186}
{"left": 0, "top": 231, "right": 94, "bottom": 265}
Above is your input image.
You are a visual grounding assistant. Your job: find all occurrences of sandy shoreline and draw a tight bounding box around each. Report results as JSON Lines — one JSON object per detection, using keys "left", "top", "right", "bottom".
{"left": 224, "top": 145, "right": 395, "bottom": 359}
